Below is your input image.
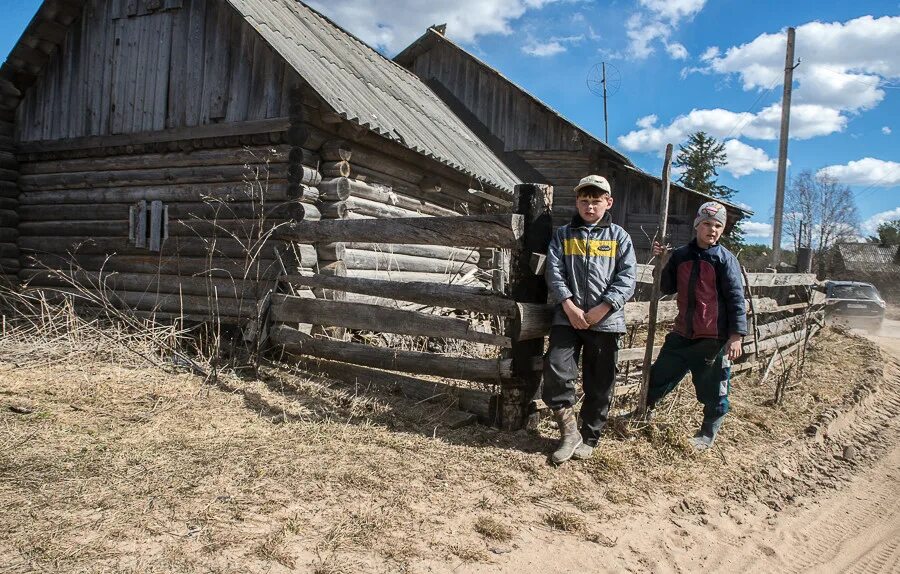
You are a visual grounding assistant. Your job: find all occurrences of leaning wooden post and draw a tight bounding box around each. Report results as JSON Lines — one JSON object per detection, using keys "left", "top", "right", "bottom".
{"left": 638, "top": 143, "right": 674, "bottom": 413}
{"left": 501, "top": 184, "right": 553, "bottom": 431}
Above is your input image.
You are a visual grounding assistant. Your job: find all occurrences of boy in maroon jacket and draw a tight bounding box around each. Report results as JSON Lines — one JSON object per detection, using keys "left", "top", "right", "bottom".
{"left": 647, "top": 201, "right": 747, "bottom": 450}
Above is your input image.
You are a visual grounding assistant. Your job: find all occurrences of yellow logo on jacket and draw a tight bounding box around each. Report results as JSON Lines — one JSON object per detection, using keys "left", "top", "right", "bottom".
{"left": 563, "top": 239, "right": 618, "bottom": 257}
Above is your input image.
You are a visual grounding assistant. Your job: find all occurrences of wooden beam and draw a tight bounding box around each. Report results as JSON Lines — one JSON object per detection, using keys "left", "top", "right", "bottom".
{"left": 271, "top": 326, "right": 512, "bottom": 382}
{"left": 270, "top": 294, "right": 510, "bottom": 347}
{"left": 276, "top": 214, "right": 524, "bottom": 248}
{"left": 279, "top": 274, "right": 517, "bottom": 316}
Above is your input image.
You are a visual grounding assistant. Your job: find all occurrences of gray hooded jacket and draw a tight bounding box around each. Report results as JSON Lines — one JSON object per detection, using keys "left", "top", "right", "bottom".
{"left": 546, "top": 211, "right": 637, "bottom": 333}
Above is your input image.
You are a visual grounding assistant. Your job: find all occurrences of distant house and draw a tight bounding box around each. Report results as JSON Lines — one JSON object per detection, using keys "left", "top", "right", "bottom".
{"left": 831, "top": 242, "right": 900, "bottom": 298}
{"left": 395, "top": 26, "right": 752, "bottom": 258}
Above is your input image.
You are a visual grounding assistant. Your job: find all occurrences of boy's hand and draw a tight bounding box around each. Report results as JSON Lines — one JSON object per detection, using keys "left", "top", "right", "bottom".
{"left": 726, "top": 334, "right": 743, "bottom": 360}
{"left": 652, "top": 241, "right": 670, "bottom": 257}
{"left": 562, "top": 299, "right": 590, "bottom": 330}
{"left": 585, "top": 302, "right": 612, "bottom": 326}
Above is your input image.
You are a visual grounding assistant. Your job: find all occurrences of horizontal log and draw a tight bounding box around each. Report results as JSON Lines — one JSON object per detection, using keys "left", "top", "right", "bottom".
{"left": 0, "top": 258, "right": 20, "bottom": 272}
{"left": 0, "top": 168, "right": 17, "bottom": 182}
{"left": 20, "top": 269, "right": 273, "bottom": 299}
{"left": 18, "top": 181, "right": 296, "bottom": 205}
{"left": 285, "top": 355, "right": 494, "bottom": 423}
{"left": 0, "top": 209, "right": 18, "bottom": 227}
{"left": 756, "top": 314, "right": 815, "bottom": 341}
{"left": 279, "top": 274, "right": 517, "bottom": 316}
{"left": 285, "top": 184, "right": 319, "bottom": 202}
{"left": 271, "top": 326, "right": 512, "bottom": 382}
{"left": 319, "top": 140, "right": 351, "bottom": 162}
{"left": 344, "top": 179, "right": 459, "bottom": 217}
{"left": 319, "top": 200, "right": 348, "bottom": 219}
{"left": 637, "top": 263, "right": 817, "bottom": 289}
{"left": 0, "top": 243, "right": 19, "bottom": 259}
{"left": 318, "top": 177, "right": 351, "bottom": 201}
{"left": 23, "top": 253, "right": 304, "bottom": 279}
{"left": 18, "top": 164, "right": 290, "bottom": 191}
{"left": 345, "top": 269, "right": 481, "bottom": 285}
{"left": 0, "top": 197, "right": 19, "bottom": 210}
{"left": 343, "top": 248, "right": 478, "bottom": 275}
{"left": 287, "top": 164, "right": 322, "bottom": 186}
{"left": 271, "top": 294, "right": 510, "bottom": 347}
{"left": 349, "top": 164, "right": 470, "bottom": 212}
{"left": 18, "top": 218, "right": 297, "bottom": 238}
{"left": 19, "top": 145, "right": 291, "bottom": 175}
{"left": 39, "top": 286, "right": 259, "bottom": 318}
{"left": 321, "top": 161, "right": 350, "bottom": 178}
{"left": 0, "top": 228, "right": 18, "bottom": 242}
{"left": 18, "top": 200, "right": 311, "bottom": 222}
{"left": 277, "top": 214, "right": 524, "bottom": 247}
{"left": 318, "top": 260, "right": 347, "bottom": 277}
{"left": 344, "top": 195, "right": 435, "bottom": 219}
{"left": 19, "top": 236, "right": 318, "bottom": 265}
{"left": 288, "top": 147, "right": 319, "bottom": 168}
{"left": 348, "top": 242, "right": 479, "bottom": 264}
{"left": 0, "top": 181, "right": 19, "bottom": 198}
{"left": 315, "top": 242, "right": 346, "bottom": 261}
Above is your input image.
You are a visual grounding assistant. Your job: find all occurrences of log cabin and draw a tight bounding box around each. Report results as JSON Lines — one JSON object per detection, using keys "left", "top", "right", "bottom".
{"left": 0, "top": 0, "right": 522, "bottom": 322}
{"left": 394, "top": 26, "right": 753, "bottom": 258}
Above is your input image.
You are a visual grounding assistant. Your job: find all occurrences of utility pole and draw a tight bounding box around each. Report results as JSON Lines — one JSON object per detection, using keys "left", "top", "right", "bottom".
{"left": 602, "top": 62, "right": 609, "bottom": 143}
{"left": 771, "top": 27, "right": 797, "bottom": 267}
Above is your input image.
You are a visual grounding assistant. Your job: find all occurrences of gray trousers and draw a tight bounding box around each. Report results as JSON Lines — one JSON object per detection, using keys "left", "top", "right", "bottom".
{"left": 542, "top": 325, "right": 619, "bottom": 446}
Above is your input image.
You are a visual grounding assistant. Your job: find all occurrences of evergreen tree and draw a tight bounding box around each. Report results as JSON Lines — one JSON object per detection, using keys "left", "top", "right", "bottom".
{"left": 673, "top": 131, "right": 733, "bottom": 200}
{"left": 867, "top": 220, "right": 900, "bottom": 245}
{"left": 673, "top": 131, "right": 743, "bottom": 248}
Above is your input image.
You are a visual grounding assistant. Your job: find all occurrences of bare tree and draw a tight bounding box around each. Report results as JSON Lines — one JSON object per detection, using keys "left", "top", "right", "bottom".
{"left": 785, "top": 170, "right": 859, "bottom": 271}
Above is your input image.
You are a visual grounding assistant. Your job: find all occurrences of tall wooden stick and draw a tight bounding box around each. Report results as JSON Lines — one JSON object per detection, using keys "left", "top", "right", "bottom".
{"left": 638, "top": 143, "right": 673, "bottom": 413}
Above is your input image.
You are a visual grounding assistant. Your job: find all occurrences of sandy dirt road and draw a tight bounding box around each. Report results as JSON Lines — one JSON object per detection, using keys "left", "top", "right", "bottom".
{"left": 703, "top": 320, "right": 900, "bottom": 573}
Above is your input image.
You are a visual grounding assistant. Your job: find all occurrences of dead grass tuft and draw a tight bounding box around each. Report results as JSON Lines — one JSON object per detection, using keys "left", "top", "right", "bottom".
{"left": 448, "top": 542, "right": 490, "bottom": 562}
{"left": 474, "top": 515, "right": 514, "bottom": 542}
{"left": 544, "top": 510, "right": 586, "bottom": 532}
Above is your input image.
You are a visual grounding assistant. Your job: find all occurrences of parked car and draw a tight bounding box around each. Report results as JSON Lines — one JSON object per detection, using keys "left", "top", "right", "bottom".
{"left": 824, "top": 280, "right": 886, "bottom": 331}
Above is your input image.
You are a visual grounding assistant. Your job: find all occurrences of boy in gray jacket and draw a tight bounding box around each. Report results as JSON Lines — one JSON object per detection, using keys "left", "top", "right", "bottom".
{"left": 544, "top": 175, "right": 637, "bottom": 464}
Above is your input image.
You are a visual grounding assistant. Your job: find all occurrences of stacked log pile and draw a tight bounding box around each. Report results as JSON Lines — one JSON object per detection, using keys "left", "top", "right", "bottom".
{"left": 17, "top": 138, "right": 321, "bottom": 322}
{"left": 0, "top": 111, "right": 18, "bottom": 285}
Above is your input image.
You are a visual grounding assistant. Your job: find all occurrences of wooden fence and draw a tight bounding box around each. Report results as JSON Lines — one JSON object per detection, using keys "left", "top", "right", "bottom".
{"left": 266, "top": 184, "right": 823, "bottom": 429}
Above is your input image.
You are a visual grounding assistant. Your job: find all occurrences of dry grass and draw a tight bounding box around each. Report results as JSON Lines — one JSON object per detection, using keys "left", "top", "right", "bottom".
{"left": 0, "top": 286, "right": 883, "bottom": 572}
{"left": 473, "top": 515, "right": 514, "bottom": 542}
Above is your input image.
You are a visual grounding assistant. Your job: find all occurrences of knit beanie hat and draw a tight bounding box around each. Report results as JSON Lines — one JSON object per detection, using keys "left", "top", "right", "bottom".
{"left": 693, "top": 201, "right": 727, "bottom": 228}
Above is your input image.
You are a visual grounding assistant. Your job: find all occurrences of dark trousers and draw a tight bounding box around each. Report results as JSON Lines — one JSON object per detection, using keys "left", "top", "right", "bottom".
{"left": 647, "top": 332, "right": 731, "bottom": 421}
{"left": 542, "top": 325, "right": 619, "bottom": 447}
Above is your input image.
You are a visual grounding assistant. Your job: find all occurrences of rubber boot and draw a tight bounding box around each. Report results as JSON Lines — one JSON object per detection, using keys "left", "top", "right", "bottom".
{"left": 551, "top": 407, "right": 583, "bottom": 465}
{"left": 690, "top": 414, "right": 725, "bottom": 451}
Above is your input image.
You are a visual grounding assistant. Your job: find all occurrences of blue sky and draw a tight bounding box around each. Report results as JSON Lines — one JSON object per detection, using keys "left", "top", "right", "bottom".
{"left": 2, "top": 0, "right": 898, "bottom": 244}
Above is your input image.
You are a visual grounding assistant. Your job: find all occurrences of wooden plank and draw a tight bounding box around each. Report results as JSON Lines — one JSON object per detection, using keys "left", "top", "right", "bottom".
{"left": 271, "top": 325, "right": 512, "bottom": 382}
{"left": 279, "top": 274, "right": 516, "bottom": 316}
{"left": 134, "top": 199, "right": 147, "bottom": 248}
{"left": 152, "top": 11, "right": 173, "bottom": 131}
{"left": 149, "top": 200, "right": 163, "bottom": 251}
{"left": 342, "top": 248, "right": 478, "bottom": 274}
{"left": 270, "top": 294, "right": 510, "bottom": 347}
{"left": 277, "top": 214, "right": 524, "bottom": 248}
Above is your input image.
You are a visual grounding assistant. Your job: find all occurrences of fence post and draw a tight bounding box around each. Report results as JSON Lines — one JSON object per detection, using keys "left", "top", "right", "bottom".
{"left": 501, "top": 183, "right": 553, "bottom": 431}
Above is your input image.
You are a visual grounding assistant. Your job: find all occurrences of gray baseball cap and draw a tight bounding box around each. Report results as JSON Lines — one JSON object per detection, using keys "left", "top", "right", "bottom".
{"left": 573, "top": 174, "right": 612, "bottom": 195}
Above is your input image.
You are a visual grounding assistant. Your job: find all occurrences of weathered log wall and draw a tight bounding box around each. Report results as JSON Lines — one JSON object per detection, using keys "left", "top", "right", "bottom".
{"left": 17, "top": 134, "right": 320, "bottom": 321}
{"left": 0, "top": 116, "right": 18, "bottom": 284}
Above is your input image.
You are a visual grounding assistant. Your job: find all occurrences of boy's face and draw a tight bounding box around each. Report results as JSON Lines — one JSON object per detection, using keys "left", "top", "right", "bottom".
{"left": 576, "top": 193, "right": 613, "bottom": 224}
{"left": 696, "top": 219, "right": 725, "bottom": 247}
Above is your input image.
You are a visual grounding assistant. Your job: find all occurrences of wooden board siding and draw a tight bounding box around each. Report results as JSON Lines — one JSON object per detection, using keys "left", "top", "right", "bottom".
{"left": 15, "top": 0, "right": 300, "bottom": 142}
{"left": 407, "top": 41, "right": 593, "bottom": 155}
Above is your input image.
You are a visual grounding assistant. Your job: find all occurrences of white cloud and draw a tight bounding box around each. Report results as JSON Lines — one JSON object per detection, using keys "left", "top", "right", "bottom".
{"left": 617, "top": 103, "right": 846, "bottom": 154}
{"left": 884, "top": 126, "right": 893, "bottom": 135}
{"left": 522, "top": 40, "right": 566, "bottom": 56}
{"left": 862, "top": 207, "right": 900, "bottom": 235}
{"left": 722, "top": 139, "right": 778, "bottom": 178}
{"left": 700, "top": 46, "right": 719, "bottom": 61}
{"left": 626, "top": 0, "right": 706, "bottom": 59}
{"left": 817, "top": 158, "right": 900, "bottom": 187}
{"left": 701, "top": 16, "right": 900, "bottom": 113}
{"left": 743, "top": 221, "right": 773, "bottom": 239}
{"left": 306, "top": 0, "right": 563, "bottom": 54}
{"left": 666, "top": 42, "right": 689, "bottom": 60}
